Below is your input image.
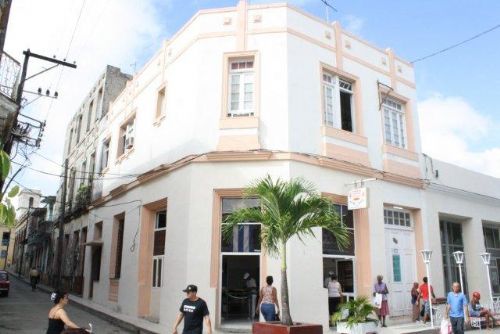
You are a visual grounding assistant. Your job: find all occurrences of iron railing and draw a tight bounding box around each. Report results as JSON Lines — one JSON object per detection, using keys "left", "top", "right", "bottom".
{"left": 0, "top": 51, "right": 20, "bottom": 100}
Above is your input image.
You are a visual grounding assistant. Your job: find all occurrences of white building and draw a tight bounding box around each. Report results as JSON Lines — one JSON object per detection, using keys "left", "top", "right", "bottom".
{"left": 53, "top": 1, "right": 500, "bottom": 332}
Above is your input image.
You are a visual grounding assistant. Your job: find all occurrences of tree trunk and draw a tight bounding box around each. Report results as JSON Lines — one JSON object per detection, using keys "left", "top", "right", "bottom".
{"left": 280, "top": 241, "right": 293, "bottom": 325}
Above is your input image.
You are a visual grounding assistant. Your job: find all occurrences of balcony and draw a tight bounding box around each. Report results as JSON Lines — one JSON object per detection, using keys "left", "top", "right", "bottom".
{"left": 0, "top": 51, "right": 21, "bottom": 143}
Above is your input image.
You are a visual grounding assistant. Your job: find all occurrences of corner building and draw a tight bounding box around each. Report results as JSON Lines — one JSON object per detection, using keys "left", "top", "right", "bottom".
{"left": 57, "top": 1, "right": 500, "bottom": 332}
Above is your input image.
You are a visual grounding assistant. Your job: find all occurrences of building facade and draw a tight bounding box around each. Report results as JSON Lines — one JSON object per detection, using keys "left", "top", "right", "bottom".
{"left": 35, "top": 1, "right": 500, "bottom": 332}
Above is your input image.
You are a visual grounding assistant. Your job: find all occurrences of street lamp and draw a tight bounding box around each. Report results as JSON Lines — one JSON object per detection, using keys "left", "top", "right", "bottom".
{"left": 453, "top": 251, "right": 465, "bottom": 292}
{"left": 421, "top": 250, "right": 434, "bottom": 328}
{"left": 480, "top": 252, "right": 494, "bottom": 307}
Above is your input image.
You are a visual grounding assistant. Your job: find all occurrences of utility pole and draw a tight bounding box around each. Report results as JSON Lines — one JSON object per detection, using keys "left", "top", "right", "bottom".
{"left": 55, "top": 158, "right": 68, "bottom": 289}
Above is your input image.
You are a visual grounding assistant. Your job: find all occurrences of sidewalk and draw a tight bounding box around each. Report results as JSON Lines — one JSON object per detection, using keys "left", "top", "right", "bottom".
{"left": 8, "top": 271, "right": 163, "bottom": 334}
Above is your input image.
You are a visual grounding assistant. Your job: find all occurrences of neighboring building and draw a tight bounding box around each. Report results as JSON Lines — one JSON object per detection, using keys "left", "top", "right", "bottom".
{"left": 11, "top": 188, "right": 42, "bottom": 277}
{"left": 46, "top": 1, "right": 500, "bottom": 332}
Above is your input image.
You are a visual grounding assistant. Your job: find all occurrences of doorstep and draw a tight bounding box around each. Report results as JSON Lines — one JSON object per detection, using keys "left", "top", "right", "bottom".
{"left": 8, "top": 271, "right": 163, "bottom": 334}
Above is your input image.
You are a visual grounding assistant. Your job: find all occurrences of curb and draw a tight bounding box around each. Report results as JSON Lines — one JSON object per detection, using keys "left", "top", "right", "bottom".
{"left": 8, "top": 272, "right": 157, "bottom": 334}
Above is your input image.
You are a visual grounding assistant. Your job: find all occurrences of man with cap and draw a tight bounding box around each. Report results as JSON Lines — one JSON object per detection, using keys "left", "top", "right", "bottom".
{"left": 243, "top": 273, "right": 257, "bottom": 319}
{"left": 173, "top": 284, "right": 212, "bottom": 334}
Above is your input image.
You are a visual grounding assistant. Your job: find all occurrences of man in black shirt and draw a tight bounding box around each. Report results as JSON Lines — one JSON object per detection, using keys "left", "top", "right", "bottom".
{"left": 173, "top": 284, "right": 212, "bottom": 334}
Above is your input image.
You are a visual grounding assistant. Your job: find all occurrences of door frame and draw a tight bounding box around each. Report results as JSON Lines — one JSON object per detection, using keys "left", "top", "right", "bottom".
{"left": 218, "top": 252, "right": 261, "bottom": 327}
{"left": 323, "top": 254, "right": 356, "bottom": 300}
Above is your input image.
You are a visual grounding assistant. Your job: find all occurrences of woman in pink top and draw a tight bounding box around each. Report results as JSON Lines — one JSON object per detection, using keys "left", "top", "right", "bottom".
{"left": 256, "top": 276, "right": 280, "bottom": 321}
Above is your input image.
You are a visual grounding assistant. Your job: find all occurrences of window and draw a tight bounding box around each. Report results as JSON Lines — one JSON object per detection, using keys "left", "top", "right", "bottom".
{"left": 228, "top": 59, "right": 254, "bottom": 117}
{"left": 113, "top": 218, "right": 125, "bottom": 279}
{"left": 221, "top": 198, "right": 260, "bottom": 252}
{"left": 94, "top": 221, "right": 103, "bottom": 240}
{"left": 100, "top": 139, "right": 110, "bottom": 172}
{"left": 96, "top": 88, "right": 103, "bottom": 121}
{"left": 382, "top": 97, "right": 407, "bottom": 149}
{"left": 152, "top": 210, "right": 166, "bottom": 288}
{"left": 68, "top": 168, "right": 76, "bottom": 204}
{"left": 440, "top": 220, "right": 468, "bottom": 294}
{"left": 322, "top": 72, "right": 354, "bottom": 132}
{"left": 28, "top": 197, "right": 34, "bottom": 208}
{"left": 118, "top": 117, "right": 135, "bottom": 156}
{"left": 323, "top": 204, "right": 355, "bottom": 256}
{"left": 67, "top": 129, "right": 73, "bottom": 155}
{"left": 89, "top": 152, "right": 96, "bottom": 182}
{"left": 80, "top": 160, "right": 87, "bottom": 187}
{"left": 87, "top": 100, "right": 94, "bottom": 132}
{"left": 483, "top": 226, "right": 500, "bottom": 295}
{"left": 156, "top": 87, "right": 166, "bottom": 119}
{"left": 384, "top": 209, "right": 411, "bottom": 228}
{"left": 76, "top": 115, "right": 83, "bottom": 143}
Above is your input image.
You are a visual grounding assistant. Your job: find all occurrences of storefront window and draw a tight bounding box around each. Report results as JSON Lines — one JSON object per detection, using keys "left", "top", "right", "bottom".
{"left": 440, "top": 220, "right": 468, "bottom": 293}
{"left": 483, "top": 226, "right": 500, "bottom": 295}
{"left": 322, "top": 204, "right": 354, "bottom": 256}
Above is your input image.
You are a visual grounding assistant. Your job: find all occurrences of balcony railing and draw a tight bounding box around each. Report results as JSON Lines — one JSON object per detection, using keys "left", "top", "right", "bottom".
{"left": 0, "top": 51, "right": 21, "bottom": 100}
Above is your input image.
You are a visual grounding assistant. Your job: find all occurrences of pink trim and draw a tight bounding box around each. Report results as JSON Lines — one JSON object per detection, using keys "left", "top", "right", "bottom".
{"left": 322, "top": 126, "right": 368, "bottom": 146}
{"left": 323, "top": 143, "right": 370, "bottom": 166}
{"left": 383, "top": 159, "right": 421, "bottom": 178}
{"left": 383, "top": 144, "right": 418, "bottom": 161}
{"left": 217, "top": 135, "right": 260, "bottom": 151}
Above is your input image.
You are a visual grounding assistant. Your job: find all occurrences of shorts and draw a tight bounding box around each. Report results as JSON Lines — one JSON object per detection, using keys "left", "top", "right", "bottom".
{"left": 470, "top": 310, "right": 481, "bottom": 317}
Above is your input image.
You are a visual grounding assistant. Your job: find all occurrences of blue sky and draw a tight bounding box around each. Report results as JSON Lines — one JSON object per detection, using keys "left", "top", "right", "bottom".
{"left": 5, "top": 0, "right": 500, "bottom": 196}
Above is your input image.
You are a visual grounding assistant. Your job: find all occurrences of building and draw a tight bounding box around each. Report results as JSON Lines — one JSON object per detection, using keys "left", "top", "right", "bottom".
{"left": 0, "top": 225, "right": 14, "bottom": 269}
{"left": 49, "top": 1, "right": 500, "bottom": 332}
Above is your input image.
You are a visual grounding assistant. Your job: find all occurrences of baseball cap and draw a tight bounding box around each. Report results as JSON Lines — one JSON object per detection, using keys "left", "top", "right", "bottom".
{"left": 182, "top": 284, "right": 198, "bottom": 293}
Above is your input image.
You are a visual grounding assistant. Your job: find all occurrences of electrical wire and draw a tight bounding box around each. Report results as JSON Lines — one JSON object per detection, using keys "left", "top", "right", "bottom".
{"left": 411, "top": 23, "right": 500, "bottom": 63}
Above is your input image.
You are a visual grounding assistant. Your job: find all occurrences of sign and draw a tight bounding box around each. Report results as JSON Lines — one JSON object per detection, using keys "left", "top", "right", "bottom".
{"left": 347, "top": 187, "right": 368, "bottom": 210}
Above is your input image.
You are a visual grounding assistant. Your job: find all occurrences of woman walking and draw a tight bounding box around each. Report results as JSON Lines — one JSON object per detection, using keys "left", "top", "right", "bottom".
{"left": 373, "top": 275, "right": 389, "bottom": 327}
{"left": 46, "top": 291, "right": 88, "bottom": 334}
{"left": 256, "top": 276, "right": 280, "bottom": 322}
{"left": 411, "top": 282, "right": 420, "bottom": 322}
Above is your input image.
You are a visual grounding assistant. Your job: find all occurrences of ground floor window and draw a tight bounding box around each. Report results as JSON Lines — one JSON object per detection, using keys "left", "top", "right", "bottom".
{"left": 483, "top": 225, "right": 500, "bottom": 295}
{"left": 440, "top": 220, "right": 468, "bottom": 293}
{"left": 152, "top": 256, "right": 163, "bottom": 288}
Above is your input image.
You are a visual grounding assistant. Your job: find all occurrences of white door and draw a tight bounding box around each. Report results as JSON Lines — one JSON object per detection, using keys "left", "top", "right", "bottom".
{"left": 385, "top": 228, "right": 416, "bottom": 317}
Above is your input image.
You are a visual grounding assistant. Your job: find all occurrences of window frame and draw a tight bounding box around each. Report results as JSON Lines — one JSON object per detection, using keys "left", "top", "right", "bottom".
{"left": 118, "top": 116, "right": 136, "bottom": 158}
{"left": 155, "top": 85, "right": 166, "bottom": 120}
{"left": 382, "top": 97, "right": 407, "bottom": 149}
{"left": 100, "top": 138, "right": 111, "bottom": 172}
{"left": 322, "top": 71, "right": 355, "bottom": 132}
{"left": 383, "top": 207, "right": 412, "bottom": 230}
{"left": 221, "top": 51, "right": 260, "bottom": 121}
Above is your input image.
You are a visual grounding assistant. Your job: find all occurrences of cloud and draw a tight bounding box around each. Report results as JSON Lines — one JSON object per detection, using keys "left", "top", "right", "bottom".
{"left": 342, "top": 15, "right": 364, "bottom": 35}
{"left": 418, "top": 95, "right": 500, "bottom": 178}
{"left": 4, "top": 0, "right": 169, "bottom": 195}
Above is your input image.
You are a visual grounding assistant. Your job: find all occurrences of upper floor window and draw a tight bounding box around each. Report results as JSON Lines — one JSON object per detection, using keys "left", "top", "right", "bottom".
{"left": 382, "top": 97, "right": 406, "bottom": 149}
{"left": 100, "top": 139, "right": 110, "bottom": 172}
{"left": 118, "top": 117, "right": 135, "bottom": 157}
{"left": 156, "top": 87, "right": 166, "bottom": 119}
{"left": 323, "top": 73, "right": 354, "bottom": 132}
{"left": 76, "top": 115, "right": 83, "bottom": 143}
{"left": 96, "top": 88, "right": 103, "bottom": 121}
{"left": 67, "top": 129, "right": 73, "bottom": 155}
{"left": 228, "top": 59, "right": 254, "bottom": 117}
{"left": 87, "top": 100, "right": 94, "bottom": 132}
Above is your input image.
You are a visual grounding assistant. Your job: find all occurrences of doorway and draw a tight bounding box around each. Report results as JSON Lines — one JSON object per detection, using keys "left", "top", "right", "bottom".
{"left": 323, "top": 257, "right": 355, "bottom": 299}
{"left": 221, "top": 254, "right": 260, "bottom": 324}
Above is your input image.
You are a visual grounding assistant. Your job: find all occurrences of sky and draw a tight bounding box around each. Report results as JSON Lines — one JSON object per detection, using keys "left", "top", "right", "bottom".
{"left": 4, "top": 0, "right": 500, "bottom": 196}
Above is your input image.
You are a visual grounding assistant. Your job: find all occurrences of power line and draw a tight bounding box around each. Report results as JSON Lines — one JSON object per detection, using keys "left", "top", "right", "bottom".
{"left": 411, "top": 23, "right": 500, "bottom": 63}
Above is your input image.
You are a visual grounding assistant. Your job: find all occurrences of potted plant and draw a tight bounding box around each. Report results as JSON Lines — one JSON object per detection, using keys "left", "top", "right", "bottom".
{"left": 222, "top": 175, "right": 349, "bottom": 334}
{"left": 332, "top": 297, "right": 379, "bottom": 334}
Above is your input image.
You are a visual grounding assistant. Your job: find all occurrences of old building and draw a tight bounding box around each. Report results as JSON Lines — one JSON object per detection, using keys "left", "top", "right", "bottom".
{"left": 46, "top": 1, "right": 500, "bottom": 332}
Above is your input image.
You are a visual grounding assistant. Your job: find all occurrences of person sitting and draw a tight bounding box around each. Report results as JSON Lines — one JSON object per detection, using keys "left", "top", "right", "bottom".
{"left": 470, "top": 291, "right": 497, "bottom": 329}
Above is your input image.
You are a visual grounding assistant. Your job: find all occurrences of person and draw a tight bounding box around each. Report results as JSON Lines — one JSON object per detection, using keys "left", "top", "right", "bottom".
{"left": 46, "top": 291, "right": 88, "bottom": 334}
{"left": 256, "top": 276, "right": 280, "bottom": 322}
{"left": 30, "top": 267, "right": 40, "bottom": 291}
{"left": 445, "top": 282, "right": 469, "bottom": 334}
{"left": 243, "top": 272, "right": 258, "bottom": 319}
{"left": 418, "top": 276, "right": 435, "bottom": 324}
{"left": 324, "top": 271, "right": 334, "bottom": 288}
{"left": 411, "top": 282, "right": 420, "bottom": 322}
{"left": 470, "top": 291, "right": 496, "bottom": 329}
{"left": 173, "top": 285, "right": 212, "bottom": 334}
{"left": 373, "top": 275, "right": 389, "bottom": 327}
{"left": 326, "top": 273, "right": 343, "bottom": 325}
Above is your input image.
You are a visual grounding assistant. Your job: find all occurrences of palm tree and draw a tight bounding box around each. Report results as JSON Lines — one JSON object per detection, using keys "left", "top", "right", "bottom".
{"left": 222, "top": 175, "right": 350, "bottom": 326}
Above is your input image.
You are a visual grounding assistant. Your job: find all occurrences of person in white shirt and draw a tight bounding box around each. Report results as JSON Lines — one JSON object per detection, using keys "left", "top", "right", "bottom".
{"left": 326, "top": 273, "right": 342, "bottom": 325}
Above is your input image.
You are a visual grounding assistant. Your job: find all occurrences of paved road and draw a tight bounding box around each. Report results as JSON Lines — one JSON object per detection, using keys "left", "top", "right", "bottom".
{"left": 0, "top": 277, "right": 132, "bottom": 333}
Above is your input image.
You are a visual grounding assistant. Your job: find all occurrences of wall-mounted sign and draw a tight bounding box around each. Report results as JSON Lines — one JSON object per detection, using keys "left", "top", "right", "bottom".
{"left": 347, "top": 187, "right": 368, "bottom": 210}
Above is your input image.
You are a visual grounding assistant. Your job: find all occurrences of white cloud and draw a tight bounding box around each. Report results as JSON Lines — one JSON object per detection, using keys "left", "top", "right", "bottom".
{"left": 342, "top": 15, "right": 364, "bottom": 35}
{"left": 4, "top": 0, "right": 168, "bottom": 195}
{"left": 418, "top": 95, "right": 500, "bottom": 178}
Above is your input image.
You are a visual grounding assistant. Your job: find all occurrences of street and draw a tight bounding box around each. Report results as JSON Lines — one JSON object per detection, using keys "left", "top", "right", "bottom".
{"left": 0, "top": 277, "right": 132, "bottom": 333}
